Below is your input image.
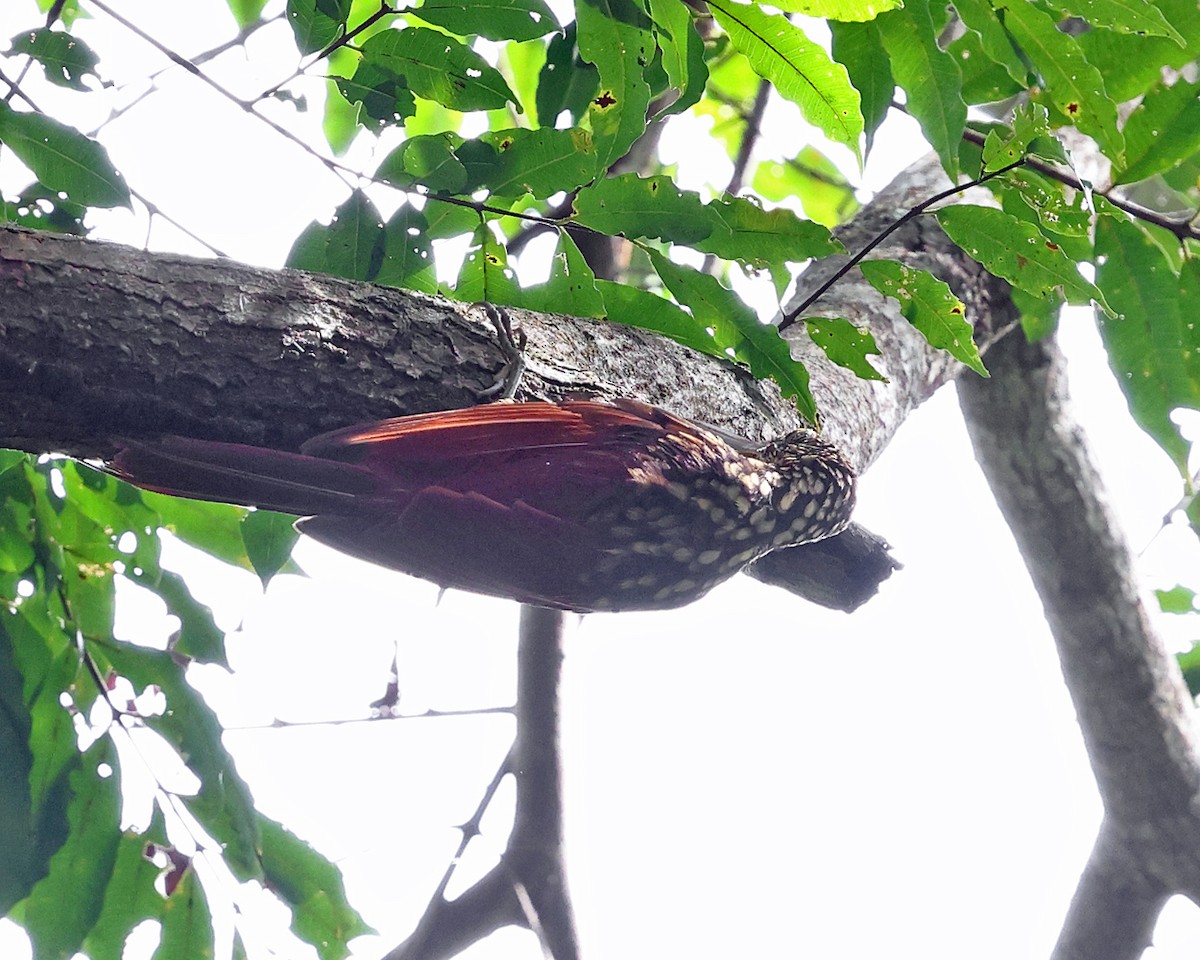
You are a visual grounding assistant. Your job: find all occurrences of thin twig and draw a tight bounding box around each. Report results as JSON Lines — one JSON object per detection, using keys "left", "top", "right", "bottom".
{"left": 778, "top": 157, "right": 1026, "bottom": 332}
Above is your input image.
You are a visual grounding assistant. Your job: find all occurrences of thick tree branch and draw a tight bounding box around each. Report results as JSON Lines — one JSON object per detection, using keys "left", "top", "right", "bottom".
{"left": 0, "top": 225, "right": 794, "bottom": 459}
{"left": 957, "top": 330, "right": 1200, "bottom": 960}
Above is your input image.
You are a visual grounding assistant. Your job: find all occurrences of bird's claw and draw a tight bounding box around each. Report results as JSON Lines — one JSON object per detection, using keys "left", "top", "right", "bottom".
{"left": 477, "top": 302, "right": 527, "bottom": 401}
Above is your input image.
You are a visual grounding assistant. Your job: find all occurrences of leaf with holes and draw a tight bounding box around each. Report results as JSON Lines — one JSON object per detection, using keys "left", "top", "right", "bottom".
{"left": 518, "top": 232, "right": 605, "bottom": 317}
{"left": 982, "top": 102, "right": 1050, "bottom": 172}
{"left": 378, "top": 206, "right": 438, "bottom": 294}
{"left": 860, "top": 259, "right": 987, "bottom": 376}
{"left": 359, "top": 28, "right": 519, "bottom": 113}
{"left": 996, "top": 0, "right": 1124, "bottom": 162}
{"left": 576, "top": 0, "right": 654, "bottom": 166}
{"left": 10, "top": 28, "right": 100, "bottom": 90}
{"left": 260, "top": 818, "right": 374, "bottom": 958}
{"left": 936, "top": 205, "right": 1110, "bottom": 314}
{"left": 454, "top": 223, "right": 521, "bottom": 304}
{"left": 805, "top": 317, "right": 886, "bottom": 381}
{"left": 0, "top": 101, "right": 129, "bottom": 208}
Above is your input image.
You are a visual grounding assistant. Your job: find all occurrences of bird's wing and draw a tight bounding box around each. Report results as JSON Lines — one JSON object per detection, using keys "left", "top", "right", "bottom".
{"left": 301, "top": 399, "right": 689, "bottom": 462}
{"left": 298, "top": 487, "right": 599, "bottom": 610}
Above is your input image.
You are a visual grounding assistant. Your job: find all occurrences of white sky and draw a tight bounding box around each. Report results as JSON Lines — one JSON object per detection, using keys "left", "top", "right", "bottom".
{"left": 3, "top": 2, "right": 1200, "bottom": 958}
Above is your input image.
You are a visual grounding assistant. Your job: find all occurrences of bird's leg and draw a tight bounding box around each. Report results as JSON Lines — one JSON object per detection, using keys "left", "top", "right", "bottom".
{"left": 477, "top": 302, "right": 528, "bottom": 401}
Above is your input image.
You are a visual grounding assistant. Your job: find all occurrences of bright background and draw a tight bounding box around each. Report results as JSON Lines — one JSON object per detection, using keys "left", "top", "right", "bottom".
{"left": 3, "top": 2, "right": 1200, "bottom": 957}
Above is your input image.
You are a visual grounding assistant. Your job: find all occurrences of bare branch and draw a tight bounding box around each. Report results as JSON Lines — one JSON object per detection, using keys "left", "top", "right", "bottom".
{"left": 385, "top": 606, "right": 576, "bottom": 960}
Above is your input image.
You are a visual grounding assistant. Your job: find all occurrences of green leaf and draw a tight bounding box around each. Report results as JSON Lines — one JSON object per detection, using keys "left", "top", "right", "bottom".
{"left": 378, "top": 132, "right": 468, "bottom": 193}
{"left": 0, "top": 101, "right": 130, "bottom": 208}
{"left": 286, "top": 191, "right": 387, "bottom": 282}
{"left": 136, "top": 491, "right": 257, "bottom": 572}
{"left": 502, "top": 38, "right": 550, "bottom": 126}
{"left": 377, "top": 205, "right": 438, "bottom": 294}
{"left": 981, "top": 101, "right": 1050, "bottom": 172}
{"left": 240, "top": 510, "right": 300, "bottom": 588}
{"left": 597, "top": 280, "right": 716, "bottom": 355}
{"left": 1157, "top": 584, "right": 1198, "bottom": 614}
{"left": 152, "top": 870, "right": 213, "bottom": 960}
{"left": 952, "top": 0, "right": 1032, "bottom": 87}
{"left": 423, "top": 199, "right": 480, "bottom": 239}
{"left": 411, "top": 0, "right": 561, "bottom": 40}
{"left": 0, "top": 614, "right": 77, "bottom": 917}
{"left": 454, "top": 223, "right": 520, "bottom": 303}
{"left": 2, "top": 181, "right": 88, "bottom": 235}
{"left": 829, "top": 19, "right": 894, "bottom": 154}
{"left": 477, "top": 127, "right": 599, "bottom": 198}
{"left": 859, "top": 259, "right": 988, "bottom": 376}
{"left": 1002, "top": 168, "right": 1092, "bottom": 240}
{"left": 260, "top": 819, "right": 373, "bottom": 960}
{"left": 102, "top": 644, "right": 261, "bottom": 879}
{"left": 649, "top": 252, "right": 818, "bottom": 423}
{"left": 935, "top": 204, "right": 1111, "bottom": 313}
{"left": 1011, "top": 285, "right": 1064, "bottom": 342}
{"left": 359, "top": 27, "right": 519, "bottom": 113}
{"left": 23, "top": 748, "right": 122, "bottom": 960}
{"left": 752, "top": 148, "right": 859, "bottom": 229}
{"left": 804, "top": 317, "right": 886, "bottom": 380}
{"left": 1077, "top": 0, "right": 1200, "bottom": 103}
{"left": 9, "top": 28, "right": 100, "bottom": 90}
{"left": 702, "top": 195, "right": 843, "bottom": 269}
{"left": 1177, "top": 642, "right": 1200, "bottom": 698}
{"left": 36, "top": 0, "right": 82, "bottom": 28}
{"left": 875, "top": 0, "right": 965, "bottom": 180}
{"left": 515, "top": 231, "right": 605, "bottom": 317}
{"left": 572, "top": 174, "right": 840, "bottom": 270}
{"left": 227, "top": 0, "right": 271, "bottom": 27}
{"left": 287, "top": 0, "right": 350, "bottom": 55}
{"left": 81, "top": 827, "right": 170, "bottom": 960}
{"left": 335, "top": 62, "right": 417, "bottom": 129}
{"left": 537, "top": 24, "right": 600, "bottom": 127}
{"left": 139, "top": 569, "right": 226, "bottom": 664}
{"left": 646, "top": 0, "right": 708, "bottom": 116}
{"left": 948, "top": 29, "right": 1026, "bottom": 106}
{"left": 326, "top": 190, "right": 386, "bottom": 281}
{"left": 765, "top": 0, "right": 902, "bottom": 19}
{"left": 1045, "top": 0, "right": 1186, "bottom": 45}
{"left": 995, "top": 0, "right": 1125, "bottom": 162}
{"left": 1115, "top": 77, "right": 1200, "bottom": 185}
{"left": 323, "top": 77, "right": 362, "bottom": 154}
{"left": 1094, "top": 215, "right": 1200, "bottom": 473}
{"left": 709, "top": 0, "right": 864, "bottom": 164}
{"left": 574, "top": 173, "right": 711, "bottom": 243}
{"left": 576, "top": 0, "right": 654, "bottom": 166}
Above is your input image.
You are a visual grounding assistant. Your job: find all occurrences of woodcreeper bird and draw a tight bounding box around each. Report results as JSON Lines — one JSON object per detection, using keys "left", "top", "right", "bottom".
{"left": 112, "top": 397, "right": 856, "bottom": 612}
